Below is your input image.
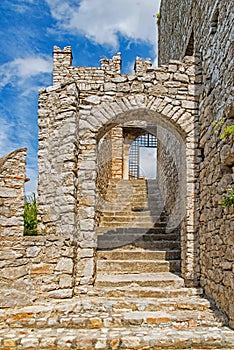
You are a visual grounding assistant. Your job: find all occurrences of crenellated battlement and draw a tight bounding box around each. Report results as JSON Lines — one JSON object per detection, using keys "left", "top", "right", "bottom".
{"left": 52, "top": 46, "right": 157, "bottom": 85}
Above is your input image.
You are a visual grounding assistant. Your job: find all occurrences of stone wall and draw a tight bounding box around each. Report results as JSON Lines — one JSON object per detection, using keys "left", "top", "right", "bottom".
{"left": 0, "top": 235, "right": 77, "bottom": 308}
{"left": 110, "top": 126, "right": 123, "bottom": 179}
{"left": 97, "top": 130, "right": 113, "bottom": 200}
{"left": 38, "top": 82, "right": 79, "bottom": 236}
{"left": 0, "top": 148, "right": 27, "bottom": 236}
{"left": 38, "top": 46, "right": 201, "bottom": 288}
{"left": 158, "top": 0, "right": 194, "bottom": 65}
{"left": 97, "top": 126, "right": 123, "bottom": 204}
{"left": 157, "top": 128, "right": 185, "bottom": 232}
{"left": 159, "top": 0, "right": 234, "bottom": 327}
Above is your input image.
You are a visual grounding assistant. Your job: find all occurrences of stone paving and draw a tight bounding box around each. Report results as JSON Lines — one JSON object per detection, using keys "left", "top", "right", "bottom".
{"left": 0, "top": 294, "right": 234, "bottom": 349}
{"left": 1, "top": 326, "right": 234, "bottom": 349}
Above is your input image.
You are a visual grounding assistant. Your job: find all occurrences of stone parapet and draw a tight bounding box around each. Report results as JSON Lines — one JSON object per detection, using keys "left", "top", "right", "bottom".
{"left": 53, "top": 46, "right": 73, "bottom": 85}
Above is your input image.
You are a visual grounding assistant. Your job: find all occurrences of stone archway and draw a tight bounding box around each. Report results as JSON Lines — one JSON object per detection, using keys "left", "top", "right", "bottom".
{"left": 38, "top": 52, "right": 201, "bottom": 288}
{"left": 77, "top": 96, "right": 199, "bottom": 286}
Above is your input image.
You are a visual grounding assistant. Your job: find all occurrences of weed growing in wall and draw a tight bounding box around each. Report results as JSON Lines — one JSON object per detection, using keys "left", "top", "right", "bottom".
{"left": 212, "top": 120, "right": 234, "bottom": 208}
{"left": 222, "top": 188, "right": 234, "bottom": 208}
{"left": 220, "top": 124, "right": 234, "bottom": 140}
{"left": 24, "top": 193, "right": 37, "bottom": 235}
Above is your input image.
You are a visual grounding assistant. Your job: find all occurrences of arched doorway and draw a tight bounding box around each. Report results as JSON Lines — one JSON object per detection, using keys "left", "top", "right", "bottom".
{"left": 77, "top": 98, "right": 199, "bottom": 286}
{"left": 95, "top": 113, "right": 187, "bottom": 282}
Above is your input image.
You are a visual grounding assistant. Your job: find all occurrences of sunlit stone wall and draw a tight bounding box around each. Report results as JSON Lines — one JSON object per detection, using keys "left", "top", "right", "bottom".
{"left": 159, "top": 0, "right": 234, "bottom": 328}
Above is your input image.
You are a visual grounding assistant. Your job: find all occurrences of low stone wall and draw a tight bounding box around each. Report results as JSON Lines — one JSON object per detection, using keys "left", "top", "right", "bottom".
{"left": 0, "top": 148, "right": 27, "bottom": 236}
{"left": 0, "top": 235, "right": 77, "bottom": 308}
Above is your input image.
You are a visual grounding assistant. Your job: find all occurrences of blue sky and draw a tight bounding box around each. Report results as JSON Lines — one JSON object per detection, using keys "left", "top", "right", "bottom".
{"left": 0, "top": 0, "right": 160, "bottom": 194}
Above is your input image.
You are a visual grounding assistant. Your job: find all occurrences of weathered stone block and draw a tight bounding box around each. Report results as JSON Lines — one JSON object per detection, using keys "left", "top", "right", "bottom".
{"left": 31, "top": 263, "right": 54, "bottom": 275}
{"left": 59, "top": 275, "right": 73, "bottom": 288}
{"left": 55, "top": 258, "right": 73, "bottom": 274}
{"left": 174, "top": 73, "right": 189, "bottom": 83}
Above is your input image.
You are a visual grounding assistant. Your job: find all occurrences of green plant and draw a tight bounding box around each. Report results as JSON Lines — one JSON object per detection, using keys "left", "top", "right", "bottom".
{"left": 212, "top": 119, "right": 234, "bottom": 140}
{"left": 211, "top": 118, "right": 224, "bottom": 134}
{"left": 220, "top": 124, "right": 234, "bottom": 139}
{"left": 24, "top": 193, "right": 37, "bottom": 235}
{"left": 153, "top": 13, "right": 161, "bottom": 25}
{"left": 222, "top": 188, "right": 234, "bottom": 208}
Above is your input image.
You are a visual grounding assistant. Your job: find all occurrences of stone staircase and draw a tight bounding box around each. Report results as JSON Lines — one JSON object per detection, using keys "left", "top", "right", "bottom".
{"left": 96, "top": 179, "right": 181, "bottom": 286}
{"left": 0, "top": 179, "right": 233, "bottom": 348}
{"left": 97, "top": 179, "right": 179, "bottom": 250}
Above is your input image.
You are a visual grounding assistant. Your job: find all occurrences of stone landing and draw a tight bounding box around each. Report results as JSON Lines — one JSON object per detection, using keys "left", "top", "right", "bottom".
{"left": 0, "top": 292, "right": 234, "bottom": 349}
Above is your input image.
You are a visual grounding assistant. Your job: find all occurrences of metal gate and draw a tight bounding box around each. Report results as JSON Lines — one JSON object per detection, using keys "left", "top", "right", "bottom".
{"left": 129, "top": 133, "right": 157, "bottom": 179}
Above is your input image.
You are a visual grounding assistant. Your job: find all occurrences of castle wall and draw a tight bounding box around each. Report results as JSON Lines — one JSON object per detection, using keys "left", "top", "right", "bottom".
{"left": 0, "top": 148, "right": 27, "bottom": 236}
{"left": 38, "top": 47, "right": 201, "bottom": 291}
{"left": 38, "top": 82, "right": 79, "bottom": 236}
{"left": 159, "top": 0, "right": 234, "bottom": 327}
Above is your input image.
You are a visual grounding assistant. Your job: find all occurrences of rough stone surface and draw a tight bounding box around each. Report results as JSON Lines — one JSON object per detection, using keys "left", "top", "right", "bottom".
{"left": 0, "top": 294, "right": 234, "bottom": 349}
{"left": 0, "top": 235, "right": 76, "bottom": 307}
{"left": 0, "top": 148, "right": 27, "bottom": 236}
{"left": 159, "top": 0, "right": 234, "bottom": 329}
{"left": 38, "top": 46, "right": 201, "bottom": 290}
{"left": 0, "top": 0, "right": 233, "bottom": 341}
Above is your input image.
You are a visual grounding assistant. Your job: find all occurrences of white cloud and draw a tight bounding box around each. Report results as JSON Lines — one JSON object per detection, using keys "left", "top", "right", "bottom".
{"left": 0, "top": 55, "right": 52, "bottom": 90}
{"left": 0, "top": 119, "right": 15, "bottom": 157}
{"left": 46, "top": 0, "right": 160, "bottom": 48}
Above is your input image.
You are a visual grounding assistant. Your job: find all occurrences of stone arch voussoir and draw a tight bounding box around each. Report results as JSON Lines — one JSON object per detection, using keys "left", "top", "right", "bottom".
{"left": 85, "top": 94, "right": 195, "bottom": 140}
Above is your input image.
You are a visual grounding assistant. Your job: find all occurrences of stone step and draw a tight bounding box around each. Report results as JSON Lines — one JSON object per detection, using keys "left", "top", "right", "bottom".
{"left": 99, "top": 210, "right": 152, "bottom": 217}
{"left": 95, "top": 272, "right": 184, "bottom": 288}
{"left": 97, "top": 233, "right": 179, "bottom": 242}
{"left": 87, "top": 286, "right": 204, "bottom": 299}
{"left": 1, "top": 297, "right": 227, "bottom": 331}
{"left": 104, "top": 190, "right": 146, "bottom": 195}
{"left": 120, "top": 310, "right": 225, "bottom": 328}
{"left": 97, "top": 239, "right": 180, "bottom": 250}
{"left": 2, "top": 310, "right": 225, "bottom": 331}
{"left": 97, "top": 249, "right": 181, "bottom": 261}
{"left": 0, "top": 296, "right": 212, "bottom": 325}
{"left": 131, "top": 241, "right": 180, "bottom": 250}
{"left": 97, "top": 225, "right": 169, "bottom": 234}
{"left": 97, "top": 259, "right": 180, "bottom": 273}
{"left": 100, "top": 216, "right": 154, "bottom": 224}
{"left": 0, "top": 295, "right": 211, "bottom": 324}
{"left": 139, "top": 234, "right": 179, "bottom": 241}
{"left": 0, "top": 326, "right": 233, "bottom": 349}
{"left": 103, "top": 197, "right": 147, "bottom": 203}
{"left": 99, "top": 222, "right": 161, "bottom": 228}
{"left": 96, "top": 260, "right": 170, "bottom": 274}
{"left": 105, "top": 187, "right": 147, "bottom": 193}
